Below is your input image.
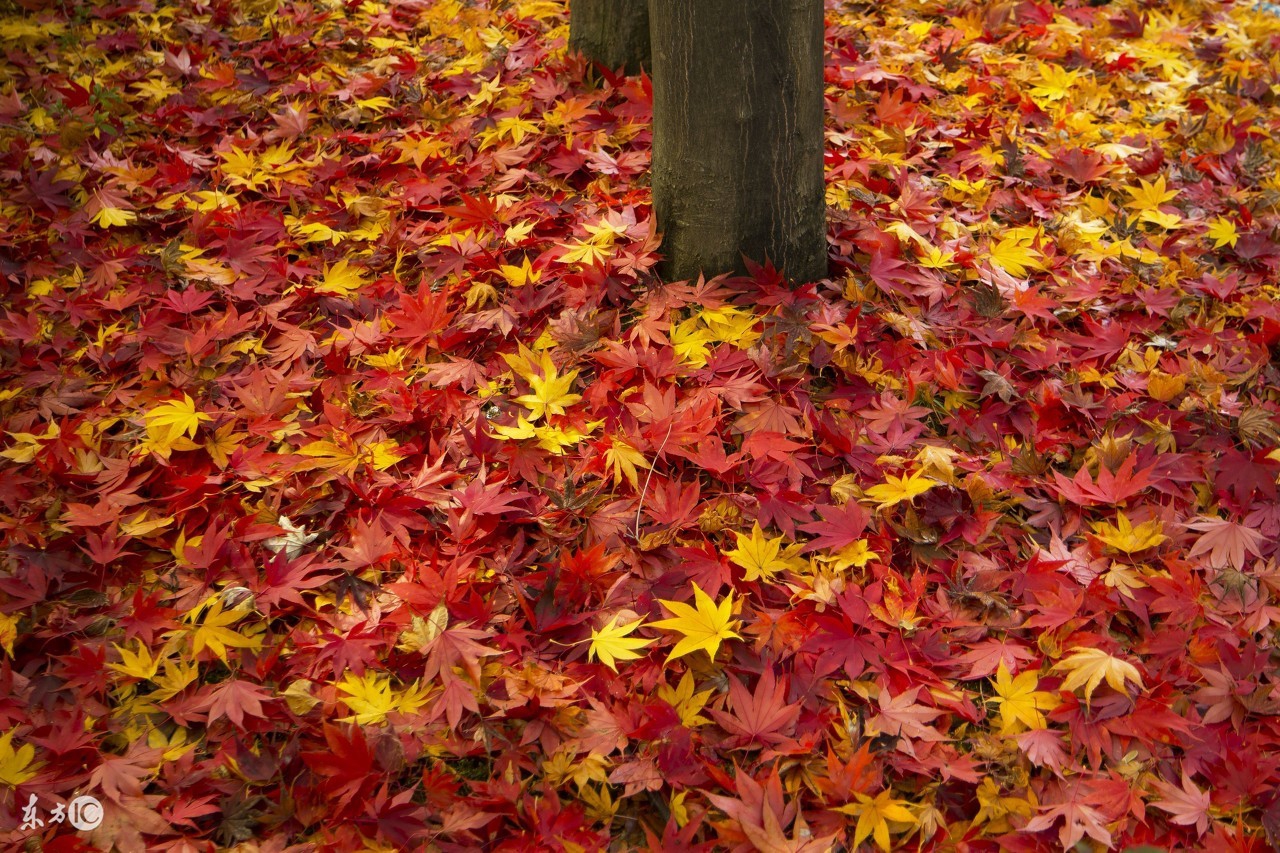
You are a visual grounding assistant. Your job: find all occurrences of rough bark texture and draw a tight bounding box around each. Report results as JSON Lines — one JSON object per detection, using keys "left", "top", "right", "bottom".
{"left": 649, "top": 0, "right": 827, "bottom": 283}
{"left": 568, "top": 0, "right": 650, "bottom": 75}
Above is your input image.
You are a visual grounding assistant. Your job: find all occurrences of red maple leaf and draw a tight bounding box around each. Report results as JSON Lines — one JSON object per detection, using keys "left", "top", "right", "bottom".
{"left": 199, "top": 679, "right": 272, "bottom": 729}
{"left": 1150, "top": 771, "right": 1211, "bottom": 837}
{"left": 709, "top": 669, "right": 802, "bottom": 749}
{"left": 799, "top": 501, "right": 871, "bottom": 552}
{"left": 302, "top": 724, "right": 378, "bottom": 814}
{"left": 867, "top": 687, "right": 947, "bottom": 754}
{"left": 1052, "top": 454, "right": 1156, "bottom": 506}
{"left": 1187, "top": 516, "right": 1268, "bottom": 570}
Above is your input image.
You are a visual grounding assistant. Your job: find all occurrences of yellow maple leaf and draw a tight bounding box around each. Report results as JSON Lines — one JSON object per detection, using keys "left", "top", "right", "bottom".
{"left": 1092, "top": 512, "right": 1168, "bottom": 553}
{"left": 670, "top": 316, "right": 714, "bottom": 367}
{"left": 1122, "top": 174, "right": 1178, "bottom": 213}
{"left": 557, "top": 238, "right": 613, "bottom": 267}
{"left": 1146, "top": 369, "right": 1186, "bottom": 402}
{"left": 604, "top": 437, "right": 650, "bottom": 488}
{"left": 700, "top": 306, "right": 761, "bottom": 349}
{"left": 724, "top": 522, "right": 795, "bottom": 583}
{"left": 1054, "top": 647, "right": 1143, "bottom": 704}
{"left": 990, "top": 663, "right": 1058, "bottom": 734}
{"left": 1030, "top": 62, "right": 1080, "bottom": 102}
{"left": 492, "top": 116, "right": 540, "bottom": 145}
{"left": 987, "top": 235, "right": 1045, "bottom": 277}
{"left": 204, "top": 422, "right": 246, "bottom": 469}
{"left": 290, "top": 220, "right": 348, "bottom": 244}
{"left": 119, "top": 510, "right": 175, "bottom": 538}
{"left": 0, "top": 611, "right": 16, "bottom": 657}
{"left": 833, "top": 789, "right": 918, "bottom": 852}
{"left": 917, "top": 244, "right": 958, "bottom": 269}
{"left": 498, "top": 256, "right": 541, "bottom": 287}
{"left": 492, "top": 415, "right": 537, "bottom": 442}
{"left": 532, "top": 420, "right": 601, "bottom": 453}
{"left": 824, "top": 539, "right": 879, "bottom": 572}
{"left": 864, "top": 470, "right": 937, "bottom": 510}
{"left": 0, "top": 729, "right": 40, "bottom": 787}
{"left": 657, "top": 670, "right": 714, "bottom": 727}
{"left": 150, "top": 659, "right": 199, "bottom": 702}
{"left": 651, "top": 583, "right": 741, "bottom": 662}
{"left": 148, "top": 727, "right": 196, "bottom": 763}
{"left": 144, "top": 394, "right": 211, "bottom": 454}
{"left": 337, "top": 671, "right": 432, "bottom": 725}
{"left": 973, "top": 777, "right": 1036, "bottom": 834}
{"left": 91, "top": 206, "right": 136, "bottom": 228}
{"left": 586, "top": 615, "right": 654, "bottom": 672}
{"left": 296, "top": 434, "right": 403, "bottom": 475}
{"left": 314, "top": 259, "right": 367, "bottom": 296}
{"left": 218, "top": 145, "right": 263, "bottom": 189}
{"left": 1139, "top": 208, "right": 1182, "bottom": 230}
{"left": 1206, "top": 217, "right": 1238, "bottom": 249}
{"left": 512, "top": 351, "right": 581, "bottom": 421}
{"left": 109, "top": 640, "right": 160, "bottom": 680}
{"left": 183, "top": 593, "right": 263, "bottom": 663}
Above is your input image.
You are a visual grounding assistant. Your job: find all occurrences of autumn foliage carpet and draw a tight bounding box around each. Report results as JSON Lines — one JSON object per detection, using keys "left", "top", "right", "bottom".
{"left": 2, "top": 0, "right": 1280, "bottom": 849}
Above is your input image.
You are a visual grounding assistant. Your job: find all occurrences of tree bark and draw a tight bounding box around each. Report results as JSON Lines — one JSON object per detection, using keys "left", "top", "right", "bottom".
{"left": 649, "top": 0, "right": 827, "bottom": 283}
{"left": 568, "top": 0, "right": 650, "bottom": 75}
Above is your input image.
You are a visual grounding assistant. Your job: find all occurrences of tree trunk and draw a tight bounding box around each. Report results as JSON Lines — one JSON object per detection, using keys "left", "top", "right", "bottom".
{"left": 568, "top": 0, "right": 650, "bottom": 75}
{"left": 649, "top": 0, "right": 827, "bottom": 283}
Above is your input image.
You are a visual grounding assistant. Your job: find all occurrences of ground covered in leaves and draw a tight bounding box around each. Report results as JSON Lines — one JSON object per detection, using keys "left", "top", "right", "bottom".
{"left": 2, "top": 0, "right": 1280, "bottom": 849}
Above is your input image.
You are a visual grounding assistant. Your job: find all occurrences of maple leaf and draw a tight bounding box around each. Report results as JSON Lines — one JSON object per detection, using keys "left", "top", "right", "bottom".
{"left": 1052, "top": 455, "right": 1155, "bottom": 506}
{"left": 709, "top": 669, "right": 801, "bottom": 748}
{"left": 724, "top": 522, "right": 798, "bottom": 583}
{"left": 707, "top": 767, "right": 836, "bottom": 852}
{"left": 143, "top": 394, "right": 211, "bottom": 454}
{"left": 1017, "top": 728, "right": 1069, "bottom": 772}
{"left": 864, "top": 470, "right": 937, "bottom": 510}
{"left": 1122, "top": 174, "right": 1178, "bottom": 212}
{"left": 1091, "top": 512, "right": 1168, "bottom": 553}
{"left": 313, "top": 259, "right": 367, "bottom": 296}
{"left": 1030, "top": 62, "right": 1080, "bottom": 101}
{"left": 986, "top": 234, "right": 1045, "bottom": 277}
{"left": 558, "top": 237, "right": 613, "bottom": 267}
{"left": 586, "top": 615, "right": 653, "bottom": 672}
{"left": 504, "top": 345, "right": 583, "bottom": 421}
{"left": 301, "top": 724, "right": 377, "bottom": 813}
{"left": 337, "top": 671, "right": 432, "bottom": 724}
{"left": 108, "top": 640, "right": 160, "bottom": 680}
{"left": 1054, "top": 647, "right": 1143, "bottom": 704}
{"left": 0, "top": 612, "right": 16, "bottom": 658}
{"left": 657, "top": 670, "right": 714, "bottom": 727}
{"left": 652, "top": 583, "right": 741, "bottom": 662}
{"left": 202, "top": 679, "right": 272, "bottom": 729}
{"left": 990, "top": 663, "right": 1058, "bottom": 734}
{"left": 1205, "top": 217, "right": 1238, "bottom": 249}
{"left": 262, "top": 515, "right": 321, "bottom": 561}
{"left": 1150, "top": 770, "right": 1211, "bottom": 837}
{"left": 832, "top": 789, "right": 918, "bottom": 852}
{"left": 0, "top": 728, "right": 40, "bottom": 786}
{"left": 866, "top": 687, "right": 947, "bottom": 751}
{"left": 89, "top": 740, "right": 164, "bottom": 802}
{"left": 1024, "top": 798, "right": 1112, "bottom": 849}
{"left": 91, "top": 205, "right": 137, "bottom": 228}
{"left": 800, "top": 502, "right": 871, "bottom": 552}
{"left": 180, "top": 593, "right": 264, "bottom": 663}
{"left": 498, "top": 256, "right": 541, "bottom": 287}
{"left": 954, "top": 638, "right": 1037, "bottom": 680}
{"left": 604, "top": 437, "right": 650, "bottom": 488}
{"left": 1186, "top": 517, "right": 1267, "bottom": 570}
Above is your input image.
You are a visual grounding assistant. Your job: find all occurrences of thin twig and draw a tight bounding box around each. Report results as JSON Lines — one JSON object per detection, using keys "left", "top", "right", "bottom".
{"left": 633, "top": 418, "right": 674, "bottom": 542}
